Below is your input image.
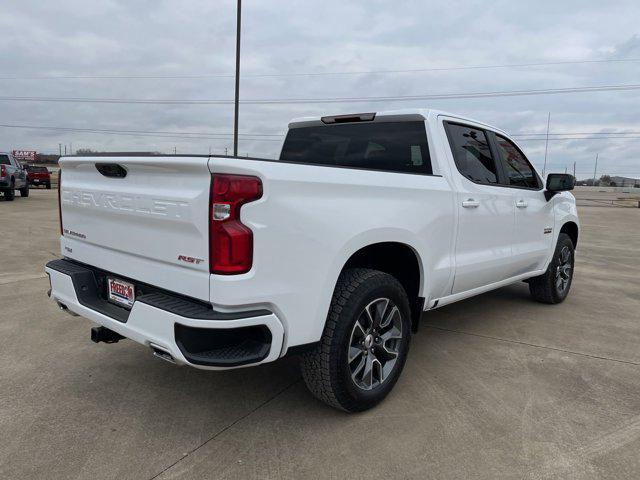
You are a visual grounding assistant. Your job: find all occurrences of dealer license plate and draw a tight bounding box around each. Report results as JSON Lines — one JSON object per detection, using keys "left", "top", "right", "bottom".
{"left": 107, "top": 277, "right": 136, "bottom": 309}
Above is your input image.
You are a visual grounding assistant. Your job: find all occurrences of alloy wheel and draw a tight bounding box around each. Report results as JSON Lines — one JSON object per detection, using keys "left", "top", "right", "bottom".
{"left": 555, "top": 246, "right": 572, "bottom": 293}
{"left": 348, "top": 298, "right": 403, "bottom": 391}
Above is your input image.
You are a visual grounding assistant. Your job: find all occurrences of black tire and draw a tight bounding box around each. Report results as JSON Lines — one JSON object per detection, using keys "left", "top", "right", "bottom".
{"left": 4, "top": 181, "right": 15, "bottom": 201}
{"left": 300, "top": 268, "right": 412, "bottom": 412}
{"left": 528, "top": 233, "right": 575, "bottom": 304}
{"left": 46, "top": 183, "right": 51, "bottom": 190}
{"left": 20, "top": 184, "right": 29, "bottom": 197}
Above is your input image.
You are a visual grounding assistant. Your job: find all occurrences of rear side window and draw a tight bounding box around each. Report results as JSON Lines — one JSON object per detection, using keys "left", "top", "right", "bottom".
{"left": 494, "top": 135, "right": 540, "bottom": 189}
{"left": 279, "top": 121, "right": 432, "bottom": 174}
{"left": 0, "top": 155, "right": 10, "bottom": 166}
{"left": 445, "top": 123, "right": 498, "bottom": 184}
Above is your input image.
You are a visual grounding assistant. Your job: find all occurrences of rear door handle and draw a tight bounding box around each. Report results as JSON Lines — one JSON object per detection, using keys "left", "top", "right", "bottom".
{"left": 462, "top": 199, "right": 480, "bottom": 208}
{"left": 516, "top": 200, "right": 528, "bottom": 208}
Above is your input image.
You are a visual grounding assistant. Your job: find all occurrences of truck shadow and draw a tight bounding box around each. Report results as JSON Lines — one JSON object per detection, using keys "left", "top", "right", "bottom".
{"left": 420, "top": 281, "right": 536, "bottom": 331}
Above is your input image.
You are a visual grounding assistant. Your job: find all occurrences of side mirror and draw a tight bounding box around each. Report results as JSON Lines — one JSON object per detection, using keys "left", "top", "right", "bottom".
{"left": 545, "top": 173, "right": 575, "bottom": 200}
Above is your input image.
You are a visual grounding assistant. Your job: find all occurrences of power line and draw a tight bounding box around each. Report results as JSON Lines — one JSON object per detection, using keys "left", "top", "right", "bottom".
{"left": 513, "top": 130, "right": 640, "bottom": 137}
{"left": 2, "top": 83, "right": 640, "bottom": 105}
{"left": 516, "top": 136, "right": 640, "bottom": 141}
{"left": 3, "top": 123, "right": 640, "bottom": 143}
{"left": 0, "top": 123, "right": 283, "bottom": 142}
{"left": 1, "top": 58, "right": 639, "bottom": 80}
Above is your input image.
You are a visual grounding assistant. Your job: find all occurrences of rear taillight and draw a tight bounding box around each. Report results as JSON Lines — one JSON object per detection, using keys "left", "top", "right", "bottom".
{"left": 209, "top": 174, "right": 262, "bottom": 274}
{"left": 58, "top": 169, "right": 63, "bottom": 235}
{"left": 0, "top": 164, "right": 5, "bottom": 178}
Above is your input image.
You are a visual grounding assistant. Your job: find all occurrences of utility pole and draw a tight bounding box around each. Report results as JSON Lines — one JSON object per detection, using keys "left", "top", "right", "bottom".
{"left": 208, "top": 146, "right": 211, "bottom": 155}
{"left": 174, "top": 146, "right": 177, "bottom": 154}
{"left": 225, "top": 147, "right": 228, "bottom": 156}
{"left": 58, "top": 143, "right": 62, "bottom": 156}
{"left": 542, "top": 112, "right": 551, "bottom": 177}
{"left": 564, "top": 166, "right": 567, "bottom": 174}
{"left": 64, "top": 145, "right": 67, "bottom": 155}
{"left": 233, "top": 0, "right": 242, "bottom": 157}
{"left": 70, "top": 142, "right": 73, "bottom": 155}
{"left": 592, "top": 153, "right": 599, "bottom": 186}
{"left": 573, "top": 161, "right": 576, "bottom": 178}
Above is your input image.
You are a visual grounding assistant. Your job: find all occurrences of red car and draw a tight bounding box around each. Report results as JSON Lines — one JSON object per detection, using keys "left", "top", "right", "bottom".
{"left": 24, "top": 165, "right": 51, "bottom": 189}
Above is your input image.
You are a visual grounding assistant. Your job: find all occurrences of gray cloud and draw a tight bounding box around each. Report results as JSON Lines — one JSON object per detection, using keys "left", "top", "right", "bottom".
{"left": 1, "top": 0, "right": 640, "bottom": 178}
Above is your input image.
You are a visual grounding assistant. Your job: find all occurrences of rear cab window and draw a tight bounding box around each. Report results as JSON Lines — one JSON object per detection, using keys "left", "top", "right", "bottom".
{"left": 279, "top": 121, "right": 432, "bottom": 175}
{"left": 444, "top": 122, "right": 499, "bottom": 185}
{"left": 0, "top": 155, "right": 11, "bottom": 166}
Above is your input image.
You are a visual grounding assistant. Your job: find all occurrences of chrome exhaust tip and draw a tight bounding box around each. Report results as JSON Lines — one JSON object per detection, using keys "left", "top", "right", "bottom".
{"left": 56, "top": 301, "right": 79, "bottom": 316}
{"left": 150, "top": 344, "right": 176, "bottom": 364}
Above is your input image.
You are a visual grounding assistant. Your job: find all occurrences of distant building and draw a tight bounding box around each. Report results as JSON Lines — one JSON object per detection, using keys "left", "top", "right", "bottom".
{"left": 609, "top": 176, "right": 640, "bottom": 188}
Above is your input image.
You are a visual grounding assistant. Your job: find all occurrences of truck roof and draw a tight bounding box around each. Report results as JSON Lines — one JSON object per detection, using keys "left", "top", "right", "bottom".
{"left": 288, "top": 108, "right": 508, "bottom": 136}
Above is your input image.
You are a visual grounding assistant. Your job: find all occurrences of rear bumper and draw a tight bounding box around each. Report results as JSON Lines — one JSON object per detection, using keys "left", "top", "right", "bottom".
{"left": 45, "top": 259, "right": 284, "bottom": 370}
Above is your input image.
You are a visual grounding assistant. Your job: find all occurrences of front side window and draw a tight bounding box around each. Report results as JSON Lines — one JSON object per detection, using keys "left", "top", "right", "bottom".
{"left": 279, "top": 121, "right": 432, "bottom": 175}
{"left": 445, "top": 123, "right": 498, "bottom": 184}
{"left": 495, "top": 135, "right": 540, "bottom": 189}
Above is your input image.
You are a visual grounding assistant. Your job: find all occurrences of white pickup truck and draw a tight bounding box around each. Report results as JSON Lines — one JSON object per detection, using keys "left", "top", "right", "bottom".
{"left": 46, "top": 109, "right": 578, "bottom": 411}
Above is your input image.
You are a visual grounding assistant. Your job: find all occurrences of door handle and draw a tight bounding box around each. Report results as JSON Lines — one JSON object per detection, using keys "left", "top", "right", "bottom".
{"left": 516, "top": 200, "right": 528, "bottom": 208}
{"left": 462, "top": 199, "right": 480, "bottom": 208}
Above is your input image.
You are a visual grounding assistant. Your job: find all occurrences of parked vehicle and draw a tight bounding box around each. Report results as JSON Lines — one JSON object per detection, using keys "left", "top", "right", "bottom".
{"left": 25, "top": 165, "right": 52, "bottom": 189}
{"left": 45, "top": 109, "right": 578, "bottom": 411}
{"left": 0, "top": 152, "right": 29, "bottom": 200}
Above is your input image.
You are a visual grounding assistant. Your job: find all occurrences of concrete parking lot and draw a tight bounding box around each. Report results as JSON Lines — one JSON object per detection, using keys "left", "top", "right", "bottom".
{"left": 1, "top": 189, "right": 639, "bottom": 480}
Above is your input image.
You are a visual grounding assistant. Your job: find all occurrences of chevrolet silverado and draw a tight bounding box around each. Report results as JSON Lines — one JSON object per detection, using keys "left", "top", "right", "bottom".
{"left": 45, "top": 109, "right": 578, "bottom": 411}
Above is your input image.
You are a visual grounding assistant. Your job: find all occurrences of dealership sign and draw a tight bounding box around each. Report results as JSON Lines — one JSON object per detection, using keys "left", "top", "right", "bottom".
{"left": 12, "top": 150, "right": 37, "bottom": 161}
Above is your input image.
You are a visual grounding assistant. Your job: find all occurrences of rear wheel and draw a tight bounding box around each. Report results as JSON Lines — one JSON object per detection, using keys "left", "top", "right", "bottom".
{"left": 528, "top": 233, "right": 575, "bottom": 304}
{"left": 300, "top": 268, "right": 412, "bottom": 412}
{"left": 20, "top": 183, "right": 29, "bottom": 197}
{"left": 4, "top": 181, "right": 15, "bottom": 201}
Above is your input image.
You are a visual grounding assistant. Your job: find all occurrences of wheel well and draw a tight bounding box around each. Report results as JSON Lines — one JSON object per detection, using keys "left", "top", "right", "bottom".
{"left": 343, "top": 242, "right": 424, "bottom": 332}
{"left": 560, "top": 222, "right": 578, "bottom": 248}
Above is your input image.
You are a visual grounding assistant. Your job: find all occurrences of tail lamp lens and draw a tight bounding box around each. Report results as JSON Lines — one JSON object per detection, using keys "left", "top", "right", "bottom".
{"left": 209, "top": 174, "right": 262, "bottom": 274}
{"left": 0, "top": 164, "right": 5, "bottom": 177}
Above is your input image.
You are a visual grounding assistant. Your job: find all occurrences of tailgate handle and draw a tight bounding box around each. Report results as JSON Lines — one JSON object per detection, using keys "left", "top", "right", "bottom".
{"left": 96, "top": 163, "right": 127, "bottom": 178}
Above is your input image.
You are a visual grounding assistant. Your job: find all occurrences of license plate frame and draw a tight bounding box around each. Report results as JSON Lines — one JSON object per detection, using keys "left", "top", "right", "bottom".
{"left": 107, "top": 277, "right": 136, "bottom": 309}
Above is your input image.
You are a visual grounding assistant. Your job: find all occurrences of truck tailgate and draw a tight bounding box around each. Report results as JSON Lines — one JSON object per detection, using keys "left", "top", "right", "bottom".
{"left": 59, "top": 156, "right": 211, "bottom": 301}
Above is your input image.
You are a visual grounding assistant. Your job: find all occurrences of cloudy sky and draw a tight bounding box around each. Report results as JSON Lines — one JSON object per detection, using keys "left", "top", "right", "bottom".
{"left": 1, "top": 0, "right": 640, "bottom": 178}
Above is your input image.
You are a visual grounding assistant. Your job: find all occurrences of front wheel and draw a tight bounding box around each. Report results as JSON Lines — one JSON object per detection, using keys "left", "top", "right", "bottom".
{"left": 528, "top": 233, "right": 575, "bottom": 304}
{"left": 300, "top": 268, "right": 412, "bottom": 412}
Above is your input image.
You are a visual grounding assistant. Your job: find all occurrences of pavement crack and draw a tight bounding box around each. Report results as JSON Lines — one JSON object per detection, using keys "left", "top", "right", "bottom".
{"left": 148, "top": 378, "right": 300, "bottom": 480}
{"left": 425, "top": 325, "right": 640, "bottom": 367}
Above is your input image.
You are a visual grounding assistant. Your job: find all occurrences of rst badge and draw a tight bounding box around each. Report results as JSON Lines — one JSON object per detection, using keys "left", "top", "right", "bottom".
{"left": 178, "top": 255, "right": 204, "bottom": 265}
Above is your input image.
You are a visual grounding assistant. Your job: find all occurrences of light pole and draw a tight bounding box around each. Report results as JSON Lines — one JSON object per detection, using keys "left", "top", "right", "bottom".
{"left": 233, "top": 0, "right": 242, "bottom": 157}
{"left": 592, "top": 153, "right": 599, "bottom": 186}
{"left": 542, "top": 112, "right": 551, "bottom": 177}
